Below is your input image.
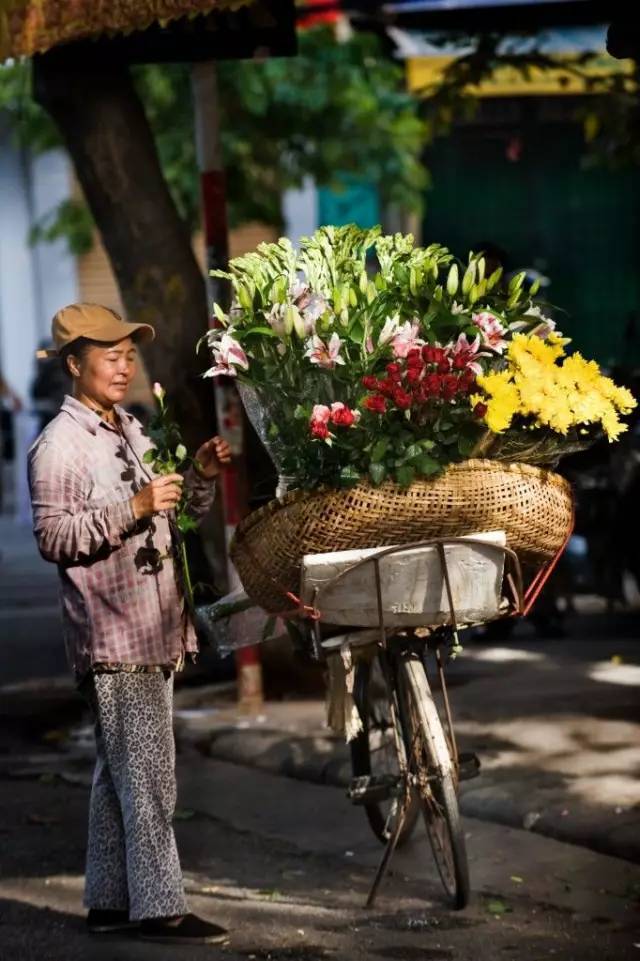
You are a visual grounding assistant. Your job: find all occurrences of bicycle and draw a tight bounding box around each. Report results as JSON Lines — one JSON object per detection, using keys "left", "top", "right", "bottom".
{"left": 300, "top": 534, "right": 525, "bottom": 910}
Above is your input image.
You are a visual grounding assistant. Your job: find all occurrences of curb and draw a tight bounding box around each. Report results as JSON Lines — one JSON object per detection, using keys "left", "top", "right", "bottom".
{"left": 187, "top": 725, "right": 640, "bottom": 866}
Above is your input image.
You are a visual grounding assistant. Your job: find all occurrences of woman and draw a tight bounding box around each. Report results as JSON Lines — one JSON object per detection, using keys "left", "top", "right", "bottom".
{"left": 28, "top": 303, "right": 232, "bottom": 945}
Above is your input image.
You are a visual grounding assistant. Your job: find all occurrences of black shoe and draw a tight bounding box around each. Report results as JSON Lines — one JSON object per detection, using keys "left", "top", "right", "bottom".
{"left": 87, "top": 909, "right": 138, "bottom": 933}
{"left": 139, "top": 913, "right": 229, "bottom": 945}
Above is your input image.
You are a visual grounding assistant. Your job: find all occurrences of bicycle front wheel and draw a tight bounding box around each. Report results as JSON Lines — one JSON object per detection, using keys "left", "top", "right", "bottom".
{"left": 398, "top": 653, "right": 470, "bottom": 909}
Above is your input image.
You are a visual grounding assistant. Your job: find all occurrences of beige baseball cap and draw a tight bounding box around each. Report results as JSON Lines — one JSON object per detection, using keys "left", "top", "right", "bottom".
{"left": 36, "top": 303, "right": 155, "bottom": 359}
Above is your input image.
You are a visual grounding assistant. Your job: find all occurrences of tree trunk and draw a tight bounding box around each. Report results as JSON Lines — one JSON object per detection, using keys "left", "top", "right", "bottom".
{"left": 33, "top": 53, "right": 214, "bottom": 451}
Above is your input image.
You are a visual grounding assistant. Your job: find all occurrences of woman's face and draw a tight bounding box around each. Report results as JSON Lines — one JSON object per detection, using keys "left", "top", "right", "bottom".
{"left": 71, "top": 337, "right": 137, "bottom": 408}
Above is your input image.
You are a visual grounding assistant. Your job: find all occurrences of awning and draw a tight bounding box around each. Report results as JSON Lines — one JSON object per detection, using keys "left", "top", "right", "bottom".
{"left": 0, "top": 0, "right": 234, "bottom": 61}
{"left": 397, "top": 24, "right": 633, "bottom": 96}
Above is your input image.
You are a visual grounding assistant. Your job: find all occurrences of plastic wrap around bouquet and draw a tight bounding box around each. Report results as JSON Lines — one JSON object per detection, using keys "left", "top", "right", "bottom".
{"left": 202, "top": 226, "right": 636, "bottom": 613}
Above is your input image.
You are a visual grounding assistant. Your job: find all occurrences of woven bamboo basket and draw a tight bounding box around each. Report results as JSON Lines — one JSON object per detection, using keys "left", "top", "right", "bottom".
{"left": 230, "top": 459, "right": 574, "bottom": 614}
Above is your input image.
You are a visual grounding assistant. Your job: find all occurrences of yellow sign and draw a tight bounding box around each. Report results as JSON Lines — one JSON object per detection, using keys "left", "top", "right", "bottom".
{"left": 407, "top": 54, "right": 634, "bottom": 98}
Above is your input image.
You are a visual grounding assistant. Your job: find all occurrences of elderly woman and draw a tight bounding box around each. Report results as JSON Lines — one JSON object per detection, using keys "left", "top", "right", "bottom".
{"left": 28, "top": 303, "right": 231, "bottom": 945}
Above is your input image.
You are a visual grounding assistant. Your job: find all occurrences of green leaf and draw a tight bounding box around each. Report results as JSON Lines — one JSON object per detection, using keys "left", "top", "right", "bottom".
{"left": 486, "top": 898, "right": 510, "bottom": 916}
{"left": 348, "top": 322, "right": 364, "bottom": 345}
{"left": 396, "top": 465, "right": 416, "bottom": 488}
{"left": 371, "top": 437, "right": 390, "bottom": 463}
{"left": 369, "top": 462, "right": 387, "bottom": 486}
{"left": 403, "top": 443, "right": 422, "bottom": 463}
{"left": 416, "top": 454, "right": 441, "bottom": 476}
{"left": 213, "top": 302, "right": 227, "bottom": 323}
{"left": 173, "top": 808, "right": 196, "bottom": 821}
{"left": 457, "top": 427, "right": 479, "bottom": 458}
{"left": 339, "top": 465, "right": 361, "bottom": 486}
{"left": 242, "top": 326, "right": 280, "bottom": 338}
{"left": 175, "top": 444, "right": 187, "bottom": 462}
{"left": 177, "top": 514, "right": 199, "bottom": 534}
{"left": 143, "top": 448, "right": 157, "bottom": 463}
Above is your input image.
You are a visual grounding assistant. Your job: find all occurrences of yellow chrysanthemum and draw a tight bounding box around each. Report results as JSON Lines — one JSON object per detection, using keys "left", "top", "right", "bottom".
{"left": 475, "top": 369, "right": 521, "bottom": 433}
{"left": 508, "top": 332, "right": 565, "bottom": 367}
{"left": 472, "top": 332, "right": 636, "bottom": 442}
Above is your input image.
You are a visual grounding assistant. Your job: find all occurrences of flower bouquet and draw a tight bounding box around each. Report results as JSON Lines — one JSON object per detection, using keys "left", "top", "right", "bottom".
{"left": 202, "top": 226, "right": 635, "bottom": 611}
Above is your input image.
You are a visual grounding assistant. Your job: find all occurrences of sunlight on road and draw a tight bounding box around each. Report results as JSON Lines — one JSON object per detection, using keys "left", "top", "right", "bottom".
{"left": 589, "top": 662, "right": 640, "bottom": 687}
{"left": 463, "top": 647, "right": 545, "bottom": 663}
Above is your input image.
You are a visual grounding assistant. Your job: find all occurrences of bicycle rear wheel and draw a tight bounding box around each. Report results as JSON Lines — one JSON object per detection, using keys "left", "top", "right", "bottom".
{"left": 350, "top": 654, "right": 420, "bottom": 846}
{"left": 398, "top": 652, "right": 470, "bottom": 909}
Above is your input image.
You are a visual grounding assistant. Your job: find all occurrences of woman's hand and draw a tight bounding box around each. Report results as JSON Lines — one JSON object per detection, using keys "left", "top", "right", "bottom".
{"left": 194, "top": 436, "right": 232, "bottom": 479}
{"left": 131, "top": 474, "right": 184, "bottom": 520}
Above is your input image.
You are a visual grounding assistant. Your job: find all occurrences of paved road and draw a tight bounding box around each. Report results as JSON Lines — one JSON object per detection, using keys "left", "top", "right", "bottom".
{"left": 2, "top": 750, "right": 640, "bottom": 961}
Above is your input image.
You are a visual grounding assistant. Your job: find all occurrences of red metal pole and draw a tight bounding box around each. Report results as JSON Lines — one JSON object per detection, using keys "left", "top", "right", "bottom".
{"left": 192, "top": 61, "right": 264, "bottom": 711}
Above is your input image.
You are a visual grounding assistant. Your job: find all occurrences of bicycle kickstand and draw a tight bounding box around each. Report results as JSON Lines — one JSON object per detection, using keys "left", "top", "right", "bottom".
{"left": 365, "top": 789, "right": 412, "bottom": 909}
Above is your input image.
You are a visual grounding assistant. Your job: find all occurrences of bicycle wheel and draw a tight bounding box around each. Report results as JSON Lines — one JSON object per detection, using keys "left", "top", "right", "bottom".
{"left": 350, "top": 653, "right": 420, "bottom": 846}
{"left": 397, "top": 652, "right": 470, "bottom": 909}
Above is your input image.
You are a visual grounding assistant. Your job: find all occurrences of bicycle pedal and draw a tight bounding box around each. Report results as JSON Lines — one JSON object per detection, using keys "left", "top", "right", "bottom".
{"left": 458, "top": 752, "right": 481, "bottom": 782}
{"left": 348, "top": 774, "right": 403, "bottom": 805}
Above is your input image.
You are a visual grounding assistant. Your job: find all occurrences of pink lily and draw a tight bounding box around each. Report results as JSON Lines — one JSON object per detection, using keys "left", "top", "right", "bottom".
{"left": 391, "top": 320, "right": 423, "bottom": 359}
{"left": 447, "top": 333, "right": 484, "bottom": 375}
{"left": 473, "top": 311, "right": 508, "bottom": 353}
{"left": 525, "top": 306, "right": 557, "bottom": 340}
{"left": 304, "top": 332, "right": 345, "bottom": 369}
{"left": 204, "top": 332, "right": 249, "bottom": 378}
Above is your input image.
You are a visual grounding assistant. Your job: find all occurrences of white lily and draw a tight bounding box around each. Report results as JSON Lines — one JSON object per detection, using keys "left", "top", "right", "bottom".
{"left": 304, "top": 332, "right": 345, "bottom": 369}
{"left": 378, "top": 314, "right": 401, "bottom": 346}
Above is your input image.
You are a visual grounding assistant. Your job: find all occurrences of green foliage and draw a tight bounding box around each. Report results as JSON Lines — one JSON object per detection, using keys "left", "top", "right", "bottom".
{"left": 28, "top": 198, "right": 94, "bottom": 255}
{"left": 0, "top": 59, "right": 60, "bottom": 152}
{"left": 0, "top": 26, "right": 429, "bottom": 254}
{"left": 216, "top": 26, "right": 429, "bottom": 225}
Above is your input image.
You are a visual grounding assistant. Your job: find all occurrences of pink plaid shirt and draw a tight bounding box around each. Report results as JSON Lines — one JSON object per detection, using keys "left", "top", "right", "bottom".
{"left": 27, "top": 395, "right": 216, "bottom": 680}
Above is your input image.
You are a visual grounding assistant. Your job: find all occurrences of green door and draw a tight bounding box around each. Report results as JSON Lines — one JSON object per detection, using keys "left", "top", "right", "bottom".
{"left": 423, "top": 117, "right": 640, "bottom": 368}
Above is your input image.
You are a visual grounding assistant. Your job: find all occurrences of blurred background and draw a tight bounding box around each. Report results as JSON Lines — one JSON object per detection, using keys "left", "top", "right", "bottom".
{"left": 1, "top": 0, "right": 638, "bottom": 642}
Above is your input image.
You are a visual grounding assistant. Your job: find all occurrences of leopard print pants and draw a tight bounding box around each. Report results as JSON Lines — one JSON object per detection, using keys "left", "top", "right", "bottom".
{"left": 83, "top": 672, "right": 189, "bottom": 920}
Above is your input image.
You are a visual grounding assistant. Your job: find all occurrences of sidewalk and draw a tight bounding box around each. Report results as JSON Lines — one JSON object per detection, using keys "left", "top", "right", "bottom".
{"left": 2, "top": 511, "right": 640, "bottom": 865}
{"left": 168, "top": 624, "right": 640, "bottom": 864}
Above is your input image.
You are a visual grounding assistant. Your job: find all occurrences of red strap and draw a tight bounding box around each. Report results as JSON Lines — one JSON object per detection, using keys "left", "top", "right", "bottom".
{"left": 521, "top": 520, "right": 575, "bottom": 618}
